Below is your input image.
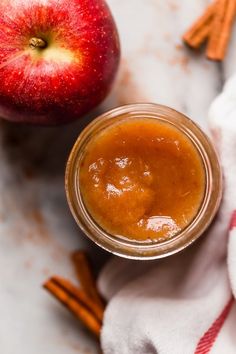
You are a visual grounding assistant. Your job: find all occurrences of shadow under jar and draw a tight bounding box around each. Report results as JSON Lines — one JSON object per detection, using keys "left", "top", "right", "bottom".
{"left": 65, "top": 104, "right": 222, "bottom": 260}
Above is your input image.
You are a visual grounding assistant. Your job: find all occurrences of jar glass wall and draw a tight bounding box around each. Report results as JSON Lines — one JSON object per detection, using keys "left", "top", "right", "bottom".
{"left": 65, "top": 104, "right": 222, "bottom": 260}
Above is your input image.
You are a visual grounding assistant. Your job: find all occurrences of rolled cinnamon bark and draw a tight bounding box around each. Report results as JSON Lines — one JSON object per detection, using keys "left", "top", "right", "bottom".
{"left": 183, "top": 2, "right": 215, "bottom": 49}
{"left": 207, "top": 0, "right": 236, "bottom": 60}
{"left": 43, "top": 277, "right": 102, "bottom": 338}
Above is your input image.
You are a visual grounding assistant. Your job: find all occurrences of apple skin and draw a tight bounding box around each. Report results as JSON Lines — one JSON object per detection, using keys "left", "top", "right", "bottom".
{"left": 0, "top": 0, "right": 120, "bottom": 125}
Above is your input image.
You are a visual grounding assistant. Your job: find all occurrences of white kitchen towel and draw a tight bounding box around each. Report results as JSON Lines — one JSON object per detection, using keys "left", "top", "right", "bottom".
{"left": 97, "top": 75, "right": 236, "bottom": 354}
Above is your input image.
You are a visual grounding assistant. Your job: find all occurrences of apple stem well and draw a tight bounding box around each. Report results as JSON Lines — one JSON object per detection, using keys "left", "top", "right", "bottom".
{"left": 29, "top": 37, "right": 47, "bottom": 49}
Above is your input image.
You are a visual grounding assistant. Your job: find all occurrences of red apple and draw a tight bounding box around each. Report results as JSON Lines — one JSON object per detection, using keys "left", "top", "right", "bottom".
{"left": 0, "top": 0, "right": 120, "bottom": 124}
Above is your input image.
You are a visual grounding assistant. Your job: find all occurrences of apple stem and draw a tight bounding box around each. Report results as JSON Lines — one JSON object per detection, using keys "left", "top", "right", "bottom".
{"left": 29, "top": 37, "right": 47, "bottom": 49}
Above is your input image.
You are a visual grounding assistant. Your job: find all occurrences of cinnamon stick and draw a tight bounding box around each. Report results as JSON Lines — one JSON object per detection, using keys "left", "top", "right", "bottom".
{"left": 183, "top": 2, "right": 215, "bottom": 49}
{"left": 43, "top": 277, "right": 102, "bottom": 338}
{"left": 50, "top": 276, "right": 104, "bottom": 321}
{"left": 207, "top": 0, "right": 236, "bottom": 60}
{"left": 72, "top": 251, "right": 104, "bottom": 309}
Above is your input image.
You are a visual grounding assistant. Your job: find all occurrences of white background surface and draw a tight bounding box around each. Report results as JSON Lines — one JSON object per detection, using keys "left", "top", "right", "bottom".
{"left": 0, "top": 0, "right": 234, "bottom": 353}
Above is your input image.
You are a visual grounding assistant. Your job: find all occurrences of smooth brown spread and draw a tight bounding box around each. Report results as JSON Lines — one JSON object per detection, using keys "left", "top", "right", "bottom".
{"left": 79, "top": 118, "right": 205, "bottom": 242}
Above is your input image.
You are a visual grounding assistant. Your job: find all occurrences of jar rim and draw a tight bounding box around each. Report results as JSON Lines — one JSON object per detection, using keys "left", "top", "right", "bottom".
{"left": 65, "top": 103, "right": 222, "bottom": 260}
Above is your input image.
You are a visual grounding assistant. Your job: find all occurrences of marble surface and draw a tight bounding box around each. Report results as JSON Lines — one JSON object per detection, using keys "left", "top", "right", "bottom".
{"left": 0, "top": 0, "right": 235, "bottom": 353}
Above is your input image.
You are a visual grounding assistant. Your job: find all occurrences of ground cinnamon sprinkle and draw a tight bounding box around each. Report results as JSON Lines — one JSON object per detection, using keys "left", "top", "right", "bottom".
{"left": 182, "top": 0, "right": 236, "bottom": 61}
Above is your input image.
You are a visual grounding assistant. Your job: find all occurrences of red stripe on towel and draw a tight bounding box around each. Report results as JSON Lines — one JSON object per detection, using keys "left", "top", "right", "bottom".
{"left": 194, "top": 297, "right": 234, "bottom": 354}
{"left": 230, "top": 210, "right": 236, "bottom": 230}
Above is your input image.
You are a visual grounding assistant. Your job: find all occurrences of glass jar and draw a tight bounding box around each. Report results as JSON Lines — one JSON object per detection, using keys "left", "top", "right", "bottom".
{"left": 65, "top": 103, "right": 222, "bottom": 260}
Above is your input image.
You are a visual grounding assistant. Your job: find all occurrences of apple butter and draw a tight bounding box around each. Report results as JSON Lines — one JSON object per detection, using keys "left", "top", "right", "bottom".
{"left": 79, "top": 118, "right": 205, "bottom": 242}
